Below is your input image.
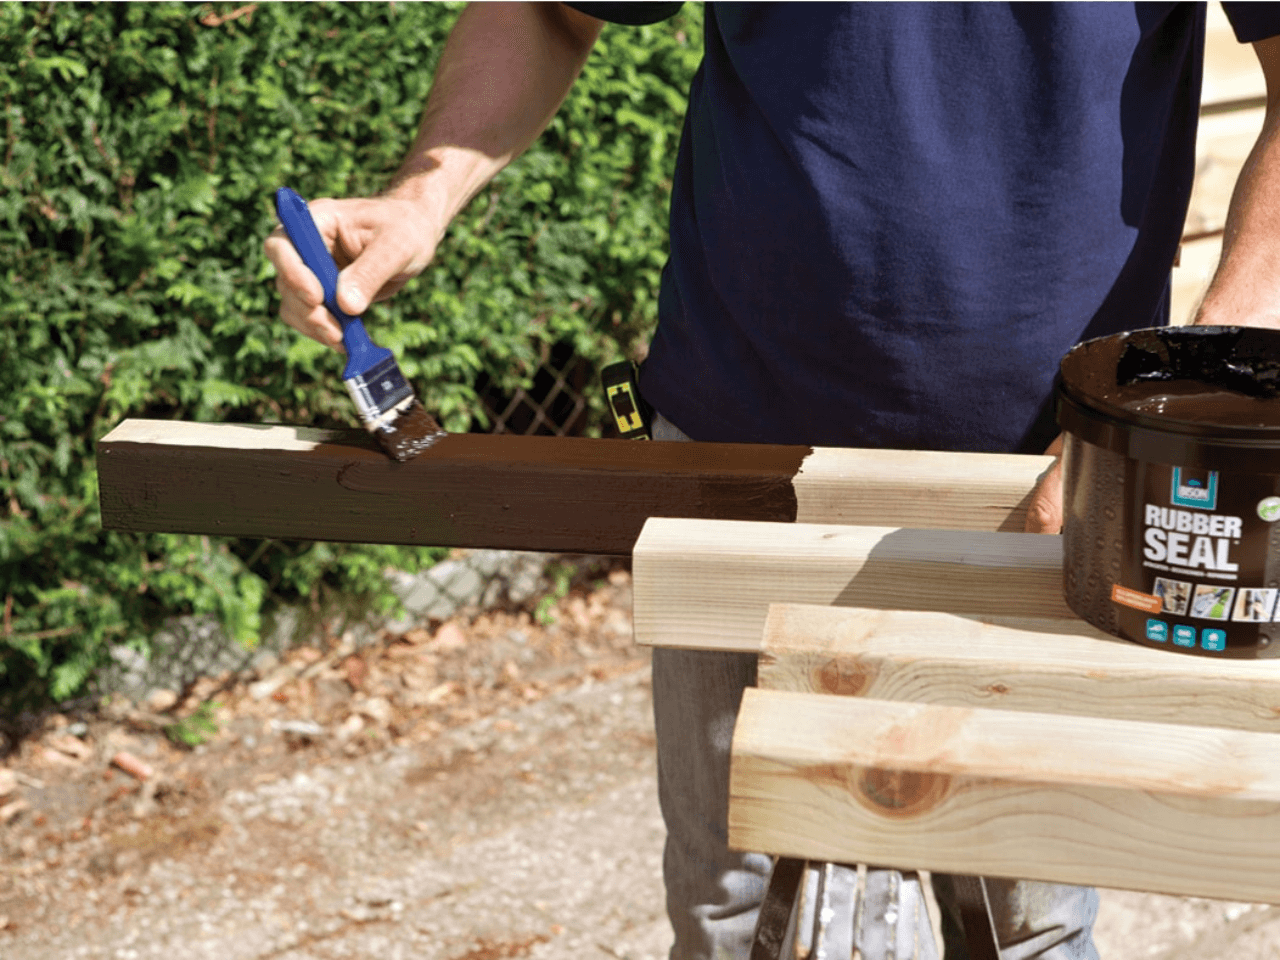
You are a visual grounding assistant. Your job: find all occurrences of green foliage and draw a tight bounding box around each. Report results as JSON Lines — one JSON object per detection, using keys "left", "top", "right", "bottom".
{"left": 535, "top": 560, "right": 578, "bottom": 627}
{"left": 164, "top": 700, "right": 221, "bottom": 749}
{"left": 0, "top": 2, "right": 703, "bottom": 709}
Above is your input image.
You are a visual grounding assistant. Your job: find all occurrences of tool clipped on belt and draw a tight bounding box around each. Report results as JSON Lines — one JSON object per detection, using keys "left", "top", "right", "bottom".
{"left": 601, "top": 360, "right": 654, "bottom": 441}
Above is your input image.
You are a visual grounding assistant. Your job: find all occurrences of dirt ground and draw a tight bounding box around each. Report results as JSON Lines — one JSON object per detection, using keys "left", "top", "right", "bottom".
{"left": 2, "top": 567, "right": 1278, "bottom": 960}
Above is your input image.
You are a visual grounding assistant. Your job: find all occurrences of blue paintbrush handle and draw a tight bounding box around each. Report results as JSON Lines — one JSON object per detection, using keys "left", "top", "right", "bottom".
{"left": 275, "top": 187, "right": 392, "bottom": 381}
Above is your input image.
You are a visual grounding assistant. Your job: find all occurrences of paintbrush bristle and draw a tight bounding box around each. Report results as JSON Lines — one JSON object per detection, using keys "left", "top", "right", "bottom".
{"left": 376, "top": 398, "right": 447, "bottom": 462}
{"left": 342, "top": 355, "right": 445, "bottom": 461}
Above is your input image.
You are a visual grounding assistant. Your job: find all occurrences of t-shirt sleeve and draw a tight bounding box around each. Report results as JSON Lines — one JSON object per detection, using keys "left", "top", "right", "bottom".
{"left": 1221, "top": 3, "right": 1280, "bottom": 44}
{"left": 563, "top": 2, "right": 684, "bottom": 26}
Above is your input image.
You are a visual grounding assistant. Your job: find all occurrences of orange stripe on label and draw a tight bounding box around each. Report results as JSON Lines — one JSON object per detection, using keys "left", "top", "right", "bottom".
{"left": 1111, "top": 583, "right": 1164, "bottom": 615}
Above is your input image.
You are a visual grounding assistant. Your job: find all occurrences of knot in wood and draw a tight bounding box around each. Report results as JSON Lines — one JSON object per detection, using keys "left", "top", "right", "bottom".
{"left": 855, "top": 767, "right": 951, "bottom": 818}
{"left": 817, "top": 658, "right": 869, "bottom": 697}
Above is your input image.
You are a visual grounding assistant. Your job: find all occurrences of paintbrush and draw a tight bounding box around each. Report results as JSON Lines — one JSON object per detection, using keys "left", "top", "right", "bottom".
{"left": 275, "top": 187, "right": 445, "bottom": 461}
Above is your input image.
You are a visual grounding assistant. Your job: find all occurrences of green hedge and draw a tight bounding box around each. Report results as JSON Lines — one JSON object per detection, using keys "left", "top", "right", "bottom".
{"left": 0, "top": 2, "right": 702, "bottom": 709}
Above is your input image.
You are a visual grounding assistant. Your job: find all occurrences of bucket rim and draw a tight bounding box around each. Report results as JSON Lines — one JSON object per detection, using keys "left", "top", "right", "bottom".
{"left": 1058, "top": 325, "right": 1280, "bottom": 443}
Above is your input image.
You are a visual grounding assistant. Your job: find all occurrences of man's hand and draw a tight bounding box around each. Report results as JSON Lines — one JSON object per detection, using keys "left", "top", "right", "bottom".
{"left": 264, "top": 194, "right": 449, "bottom": 350}
{"left": 1024, "top": 433, "right": 1065, "bottom": 534}
{"left": 263, "top": 3, "right": 603, "bottom": 351}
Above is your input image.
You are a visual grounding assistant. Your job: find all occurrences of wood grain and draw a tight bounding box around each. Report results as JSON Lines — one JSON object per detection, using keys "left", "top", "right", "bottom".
{"left": 759, "top": 604, "right": 1280, "bottom": 733}
{"left": 631, "top": 517, "right": 1068, "bottom": 652}
{"left": 792, "top": 447, "right": 1052, "bottom": 533}
{"left": 729, "top": 689, "right": 1280, "bottom": 904}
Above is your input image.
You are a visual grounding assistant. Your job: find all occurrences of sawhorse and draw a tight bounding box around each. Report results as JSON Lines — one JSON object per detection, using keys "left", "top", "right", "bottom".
{"left": 750, "top": 861, "right": 996, "bottom": 960}
{"left": 632, "top": 516, "right": 1280, "bottom": 960}
{"left": 726, "top": 602, "right": 1280, "bottom": 960}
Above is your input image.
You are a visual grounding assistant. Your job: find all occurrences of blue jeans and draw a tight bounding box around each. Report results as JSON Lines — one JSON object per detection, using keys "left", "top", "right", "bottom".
{"left": 649, "top": 413, "right": 1099, "bottom": 960}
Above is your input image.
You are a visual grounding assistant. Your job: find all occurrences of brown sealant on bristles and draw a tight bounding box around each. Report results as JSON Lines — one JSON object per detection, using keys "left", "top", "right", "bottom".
{"left": 379, "top": 400, "right": 447, "bottom": 462}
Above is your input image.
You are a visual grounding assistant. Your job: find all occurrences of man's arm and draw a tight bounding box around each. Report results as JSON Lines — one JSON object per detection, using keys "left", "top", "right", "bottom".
{"left": 1193, "top": 34, "right": 1280, "bottom": 328}
{"left": 263, "top": 2, "right": 603, "bottom": 350}
{"left": 1024, "top": 34, "right": 1280, "bottom": 534}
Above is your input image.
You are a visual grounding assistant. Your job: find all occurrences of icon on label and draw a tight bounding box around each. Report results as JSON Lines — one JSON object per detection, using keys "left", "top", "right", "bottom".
{"left": 1145, "top": 619, "right": 1168, "bottom": 642}
{"left": 1261, "top": 497, "right": 1280, "bottom": 522}
{"left": 1201, "top": 628, "right": 1227, "bottom": 652}
{"left": 1190, "top": 585, "right": 1234, "bottom": 621}
{"left": 1233, "top": 588, "right": 1277, "bottom": 622}
{"left": 1170, "top": 468, "right": 1218, "bottom": 511}
{"left": 1153, "top": 578, "right": 1191, "bottom": 616}
{"left": 1172, "top": 625, "right": 1197, "bottom": 647}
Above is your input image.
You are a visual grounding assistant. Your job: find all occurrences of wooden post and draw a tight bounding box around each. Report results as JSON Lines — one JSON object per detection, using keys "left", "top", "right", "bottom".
{"left": 97, "top": 419, "right": 808, "bottom": 554}
{"left": 632, "top": 517, "right": 1069, "bottom": 652}
{"left": 729, "top": 689, "right": 1280, "bottom": 904}
{"left": 96, "top": 419, "right": 1052, "bottom": 554}
{"left": 758, "top": 603, "right": 1280, "bottom": 734}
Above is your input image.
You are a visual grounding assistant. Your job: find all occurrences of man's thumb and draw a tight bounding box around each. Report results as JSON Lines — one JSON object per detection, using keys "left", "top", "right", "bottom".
{"left": 335, "top": 221, "right": 426, "bottom": 317}
{"left": 1024, "top": 435, "right": 1065, "bottom": 534}
{"left": 1023, "top": 475, "right": 1063, "bottom": 534}
{"left": 335, "top": 269, "right": 372, "bottom": 317}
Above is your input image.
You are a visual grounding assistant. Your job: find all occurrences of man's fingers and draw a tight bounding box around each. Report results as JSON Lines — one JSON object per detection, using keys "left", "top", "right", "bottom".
{"left": 335, "top": 268, "right": 373, "bottom": 318}
{"left": 266, "top": 227, "right": 345, "bottom": 350}
{"left": 275, "top": 276, "right": 345, "bottom": 350}
{"left": 331, "top": 206, "right": 439, "bottom": 316}
{"left": 1024, "top": 434, "right": 1065, "bottom": 534}
{"left": 264, "top": 226, "right": 326, "bottom": 305}
{"left": 336, "top": 265, "right": 415, "bottom": 317}
{"left": 265, "top": 194, "right": 443, "bottom": 347}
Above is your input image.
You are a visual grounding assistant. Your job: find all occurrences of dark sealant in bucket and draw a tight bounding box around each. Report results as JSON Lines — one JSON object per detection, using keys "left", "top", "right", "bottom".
{"left": 1058, "top": 326, "right": 1280, "bottom": 659}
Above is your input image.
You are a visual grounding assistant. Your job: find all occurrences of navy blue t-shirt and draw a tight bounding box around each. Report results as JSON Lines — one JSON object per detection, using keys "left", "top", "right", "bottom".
{"left": 572, "top": 3, "right": 1280, "bottom": 453}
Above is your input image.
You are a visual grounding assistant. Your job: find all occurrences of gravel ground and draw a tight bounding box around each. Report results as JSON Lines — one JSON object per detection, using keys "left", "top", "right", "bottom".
{"left": 2, "top": 569, "right": 1278, "bottom": 959}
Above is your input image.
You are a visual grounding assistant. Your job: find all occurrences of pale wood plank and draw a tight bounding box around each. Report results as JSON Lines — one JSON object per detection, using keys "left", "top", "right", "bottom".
{"left": 758, "top": 604, "right": 1280, "bottom": 733}
{"left": 729, "top": 689, "right": 1280, "bottom": 904}
{"left": 1186, "top": 106, "right": 1265, "bottom": 239}
{"left": 1203, "top": 3, "right": 1266, "bottom": 109}
{"left": 792, "top": 448, "right": 1053, "bottom": 533}
{"left": 631, "top": 518, "right": 1068, "bottom": 652}
{"left": 101, "top": 419, "right": 346, "bottom": 450}
{"left": 1171, "top": 4, "right": 1268, "bottom": 325}
{"left": 1171, "top": 235, "right": 1223, "bottom": 327}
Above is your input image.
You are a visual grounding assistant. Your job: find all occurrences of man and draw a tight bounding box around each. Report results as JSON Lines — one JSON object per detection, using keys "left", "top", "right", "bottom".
{"left": 265, "top": 5, "right": 1280, "bottom": 958}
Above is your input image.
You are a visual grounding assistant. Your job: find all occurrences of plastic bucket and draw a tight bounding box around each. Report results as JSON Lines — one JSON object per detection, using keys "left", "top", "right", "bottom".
{"left": 1058, "top": 326, "right": 1280, "bottom": 658}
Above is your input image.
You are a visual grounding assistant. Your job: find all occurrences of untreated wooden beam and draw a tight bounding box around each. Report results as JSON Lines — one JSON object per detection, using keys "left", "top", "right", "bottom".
{"left": 96, "top": 419, "right": 1052, "bottom": 554}
{"left": 729, "top": 689, "right": 1280, "bottom": 904}
{"left": 632, "top": 518, "right": 1068, "bottom": 652}
{"left": 759, "top": 604, "right": 1280, "bottom": 733}
{"left": 785, "top": 446, "right": 1051, "bottom": 532}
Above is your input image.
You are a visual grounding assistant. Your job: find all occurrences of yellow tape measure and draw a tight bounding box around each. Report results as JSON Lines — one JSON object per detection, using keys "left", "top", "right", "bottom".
{"left": 601, "top": 360, "right": 653, "bottom": 440}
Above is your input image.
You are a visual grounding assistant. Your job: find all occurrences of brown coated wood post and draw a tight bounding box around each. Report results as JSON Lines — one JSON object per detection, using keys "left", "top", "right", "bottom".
{"left": 96, "top": 419, "right": 1052, "bottom": 553}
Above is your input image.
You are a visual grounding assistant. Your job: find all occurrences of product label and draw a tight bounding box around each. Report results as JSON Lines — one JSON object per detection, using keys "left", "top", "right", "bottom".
{"left": 1141, "top": 505, "right": 1241, "bottom": 574}
{"left": 1113, "top": 462, "right": 1280, "bottom": 655}
{"left": 1170, "top": 468, "right": 1219, "bottom": 510}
